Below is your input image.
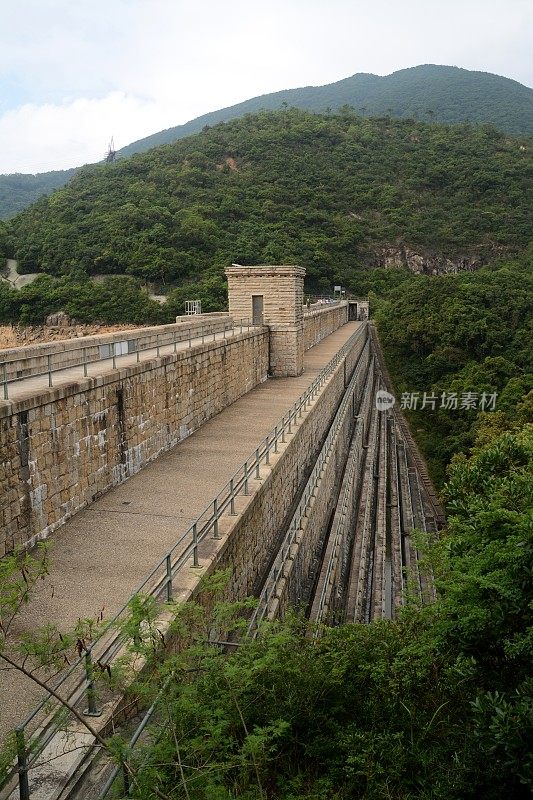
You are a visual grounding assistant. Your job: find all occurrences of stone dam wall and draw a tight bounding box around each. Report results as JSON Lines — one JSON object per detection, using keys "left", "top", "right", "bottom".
{"left": 0, "top": 329, "right": 269, "bottom": 555}
{"left": 0, "top": 304, "right": 350, "bottom": 556}
{"left": 1, "top": 315, "right": 231, "bottom": 384}
{"left": 303, "top": 304, "right": 348, "bottom": 351}
{"left": 186, "top": 326, "right": 368, "bottom": 604}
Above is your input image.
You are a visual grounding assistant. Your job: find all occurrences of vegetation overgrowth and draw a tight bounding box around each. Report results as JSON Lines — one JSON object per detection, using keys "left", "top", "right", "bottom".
{"left": 2, "top": 63, "right": 532, "bottom": 220}
{"left": 1, "top": 417, "right": 531, "bottom": 797}
{"left": 7, "top": 110, "right": 532, "bottom": 290}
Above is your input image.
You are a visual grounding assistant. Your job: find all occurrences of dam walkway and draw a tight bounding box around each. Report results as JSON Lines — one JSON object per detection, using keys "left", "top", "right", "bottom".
{"left": 0, "top": 322, "right": 361, "bottom": 740}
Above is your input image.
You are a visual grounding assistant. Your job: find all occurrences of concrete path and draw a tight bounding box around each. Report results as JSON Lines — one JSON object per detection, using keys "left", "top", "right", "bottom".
{"left": 1, "top": 324, "right": 256, "bottom": 402}
{"left": 0, "top": 323, "right": 360, "bottom": 739}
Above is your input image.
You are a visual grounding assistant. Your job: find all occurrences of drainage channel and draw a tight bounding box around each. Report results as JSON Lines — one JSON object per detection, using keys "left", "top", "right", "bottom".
{"left": 309, "top": 349, "right": 441, "bottom": 629}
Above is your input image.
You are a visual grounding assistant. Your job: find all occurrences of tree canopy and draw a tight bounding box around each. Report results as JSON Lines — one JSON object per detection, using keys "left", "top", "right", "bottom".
{"left": 7, "top": 110, "right": 532, "bottom": 295}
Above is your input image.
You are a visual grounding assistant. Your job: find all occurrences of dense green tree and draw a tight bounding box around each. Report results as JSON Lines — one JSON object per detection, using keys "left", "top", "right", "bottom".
{"left": 5, "top": 274, "right": 166, "bottom": 326}
{"left": 374, "top": 249, "right": 533, "bottom": 484}
{"left": 6, "top": 111, "right": 532, "bottom": 298}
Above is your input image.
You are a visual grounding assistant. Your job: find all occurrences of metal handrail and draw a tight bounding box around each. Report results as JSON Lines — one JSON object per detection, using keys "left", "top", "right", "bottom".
{"left": 247, "top": 335, "right": 370, "bottom": 636}
{"left": 303, "top": 299, "right": 343, "bottom": 317}
{"left": 0, "top": 319, "right": 257, "bottom": 400}
{"left": 3, "top": 322, "right": 367, "bottom": 799}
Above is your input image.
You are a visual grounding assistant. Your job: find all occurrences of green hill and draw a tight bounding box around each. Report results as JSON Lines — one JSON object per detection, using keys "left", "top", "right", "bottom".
{"left": 9, "top": 109, "right": 532, "bottom": 299}
{"left": 1, "top": 64, "right": 532, "bottom": 220}
{"left": 119, "top": 64, "right": 533, "bottom": 157}
{"left": 0, "top": 168, "right": 77, "bottom": 219}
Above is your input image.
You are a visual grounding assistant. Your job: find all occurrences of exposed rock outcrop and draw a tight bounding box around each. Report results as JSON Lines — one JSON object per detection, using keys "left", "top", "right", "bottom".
{"left": 371, "top": 245, "right": 485, "bottom": 275}
{"left": 0, "top": 322, "right": 143, "bottom": 349}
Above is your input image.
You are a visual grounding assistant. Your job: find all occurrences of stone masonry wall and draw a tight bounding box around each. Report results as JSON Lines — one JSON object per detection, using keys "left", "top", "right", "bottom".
{"left": 225, "top": 265, "right": 306, "bottom": 377}
{"left": 226, "top": 266, "right": 305, "bottom": 326}
{"left": 0, "top": 330, "right": 269, "bottom": 555}
{"left": 1, "top": 316, "right": 231, "bottom": 384}
{"left": 303, "top": 303, "right": 348, "bottom": 351}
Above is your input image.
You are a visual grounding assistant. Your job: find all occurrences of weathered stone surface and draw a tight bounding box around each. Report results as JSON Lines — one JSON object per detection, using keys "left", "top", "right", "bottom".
{"left": 0, "top": 331, "right": 269, "bottom": 553}
{"left": 225, "top": 265, "right": 306, "bottom": 377}
{"left": 303, "top": 305, "right": 348, "bottom": 350}
{"left": 0, "top": 285, "right": 352, "bottom": 555}
{"left": 372, "top": 244, "right": 484, "bottom": 274}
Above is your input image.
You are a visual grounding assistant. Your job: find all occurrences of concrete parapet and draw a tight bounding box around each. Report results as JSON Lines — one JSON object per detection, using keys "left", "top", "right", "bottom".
{"left": 303, "top": 303, "right": 348, "bottom": 350}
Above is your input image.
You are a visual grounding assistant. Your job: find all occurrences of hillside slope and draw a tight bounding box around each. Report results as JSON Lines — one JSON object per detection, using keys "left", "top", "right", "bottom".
{"left": 1, "top": 64, "right": 532, "bottom": 220}
{"left": 119, "top": 65, "right": 533, "bottom": 157}
{"left": 10, "top": 110, "right": 532, "bottom": 294}
{"left": 0, "top": 168, "right": 77, "bottom": 219}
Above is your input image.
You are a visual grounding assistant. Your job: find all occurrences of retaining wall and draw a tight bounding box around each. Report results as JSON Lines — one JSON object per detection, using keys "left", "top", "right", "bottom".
{"left": 0, "top": 330, "right": 269, "bottom": 555}
{"left": 303, "top": 303, "right": 348, "bottom": 351}
{"left": 275, "top": 339, "right": 371, "bottom": 617}
{"left": 0, "top": 316, "right": 231, "bottom": 384}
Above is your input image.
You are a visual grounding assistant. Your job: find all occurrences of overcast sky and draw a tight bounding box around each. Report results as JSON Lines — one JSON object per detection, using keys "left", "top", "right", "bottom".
{"left": 1, "top": 0, "right": 532, "bottom": 174}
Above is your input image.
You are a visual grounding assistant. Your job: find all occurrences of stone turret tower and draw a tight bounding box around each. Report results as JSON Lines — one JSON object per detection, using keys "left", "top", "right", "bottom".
{"left": 225, "top": 264, "right": 305, "bottom": 377}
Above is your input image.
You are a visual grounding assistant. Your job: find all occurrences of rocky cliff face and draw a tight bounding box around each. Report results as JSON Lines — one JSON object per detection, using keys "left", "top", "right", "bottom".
{"left": 0, "top": 320, "right": 144, "bottom": 349}
{"left": 371, "top": 245, "right": 485, "bottom": 275}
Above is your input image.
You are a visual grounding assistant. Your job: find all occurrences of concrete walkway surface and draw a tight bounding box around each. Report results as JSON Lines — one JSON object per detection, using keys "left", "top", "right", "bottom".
{"left": 0, "top": 323, "right": 360, "bottom": 739}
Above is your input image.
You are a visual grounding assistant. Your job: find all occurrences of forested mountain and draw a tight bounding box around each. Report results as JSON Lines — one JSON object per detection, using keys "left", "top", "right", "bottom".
{"left": 9, "top": 110, "right": 532, "bottom": 296}
{"left": 1, "top": 98, "right": 532, "bottom": 800}
{"left": 0, "top": 168, "right": 77, "bottom": 219}
{"left": 1, "top": 64, "right": 531, "bottom": 220}
{"left": 119, "top": 64, "right": 533, "bottom": 157}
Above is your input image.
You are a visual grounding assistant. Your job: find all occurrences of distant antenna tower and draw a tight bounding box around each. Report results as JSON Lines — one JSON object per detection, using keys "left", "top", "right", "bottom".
{"left": 105, "top": 136, "right": 116, "bottom": 163}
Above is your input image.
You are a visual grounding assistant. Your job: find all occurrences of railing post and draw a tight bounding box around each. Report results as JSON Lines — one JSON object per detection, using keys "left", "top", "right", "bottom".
{"left": 213, "top": 499, "right": 220, "bottom": 539}
{"left": 83, "top": 347, "right": 88, "bottom": 377}
{"left": 47, "top": 354, "right": 52, "bottom": 387}
{"left": 16, "top": 727, "right": 30, "bottom": 800}
{"left": 244, "top": 463, "right": 249, "bottom": 495}
{"left": 229, "top": 479, "right": 236, "bottom": 515}
{"left": 3, "top": 362, "right": 8, "bottom": 400}
{"left": 84, "top": 650, "right": 102, "bottom": 717}
{"left": 255, "top": 449, "right": 260, "bottom": 479}
{"left": 274, "top": 427, "right": 278, "bottom": 453}
{"left": 265, "top": 436, "right": 270, "bottom": 465}
{"left": 192, "top": 523, "right": 199, "bottom": 567}
{"left": 166, "top": 554, "right": 173, "bottom": 600}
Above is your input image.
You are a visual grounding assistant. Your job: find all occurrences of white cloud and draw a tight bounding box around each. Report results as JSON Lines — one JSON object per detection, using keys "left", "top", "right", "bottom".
{"left": 0, "top": 92, "right": 178, "bottom": 173}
